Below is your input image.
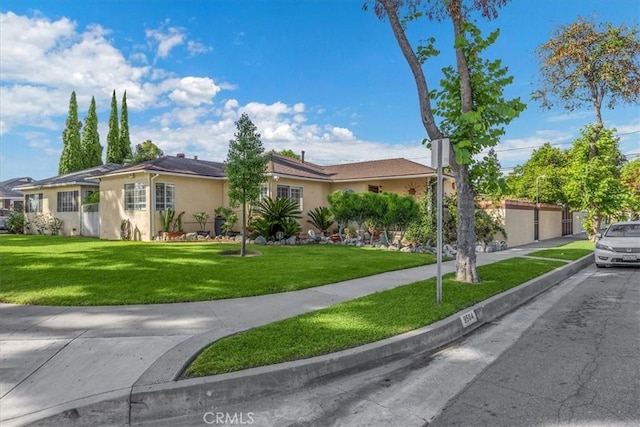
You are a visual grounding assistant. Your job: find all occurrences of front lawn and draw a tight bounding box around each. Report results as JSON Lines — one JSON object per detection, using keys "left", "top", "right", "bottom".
{"left": 0, "top": 235, "right": 434, "bottom": 306}
{"left": 185, "top": 257, "right": 567, "bottom": 377}
{"left": 527, "top": 239, "right": 594, "bottom": 261}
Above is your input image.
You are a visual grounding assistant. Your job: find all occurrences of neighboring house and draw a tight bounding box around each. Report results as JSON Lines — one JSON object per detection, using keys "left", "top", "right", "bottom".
{"left": 0, "top": 177, "right": 34, "bottom": 211}
{"left": 94, "top": 152, "right": 454, "bottom": 241}
{"left": 14, "top": 164, "right": 123, "bottom": 236}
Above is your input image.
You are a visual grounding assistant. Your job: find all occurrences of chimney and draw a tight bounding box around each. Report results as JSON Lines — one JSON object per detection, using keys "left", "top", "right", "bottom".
{"left": 194, "top": 155, "right": 198, "bottom": 160}
{"left": 301, "top": 150, "right": 305, "bottom": 163}
{"left": 176, "top": 153, "right": 185, "bottom": 158}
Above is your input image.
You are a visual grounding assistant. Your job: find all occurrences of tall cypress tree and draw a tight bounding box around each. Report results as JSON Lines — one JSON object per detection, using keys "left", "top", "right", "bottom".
{"left": 59, "top": 91, "right": 83, "bottom": 174}
{"left": 105, "top": 90, "right": 120, "bottom": 163}
{"left": 119, "top": 91, "right": 132, "bottom": 162}
{"left": 81, "top": 96, "right": 103, "bottom": 167}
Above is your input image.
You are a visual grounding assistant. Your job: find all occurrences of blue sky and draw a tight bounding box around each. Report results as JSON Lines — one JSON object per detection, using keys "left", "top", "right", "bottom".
{"left": 1, "top": 0, "right": 638, "bottom": 180}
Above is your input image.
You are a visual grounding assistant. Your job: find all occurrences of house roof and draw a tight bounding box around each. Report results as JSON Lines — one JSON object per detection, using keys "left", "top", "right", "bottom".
{"left": 268, "top": 154, "right": 332, "bottom": 181}
{"left": 323, "top": 158, "right": 437, "bottom": 181}
{"left": 13, "top": 164, "right": 124, "bottom": 191}
{"left": 92, "top": 153, "right": 446, "bottom": 183}
{"left": 268, "top": 154, "right": 439, "bottom": 181}
{"left": 0, "top": 177, "right": 34, "bottom": 198}
{"left": 97, "top": 156, "right": 226, "bottom": 179}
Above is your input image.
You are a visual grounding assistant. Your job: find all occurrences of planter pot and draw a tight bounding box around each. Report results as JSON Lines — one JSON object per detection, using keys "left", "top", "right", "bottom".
{"left": 167, "top": 231, "right": 186, "bottom": 240}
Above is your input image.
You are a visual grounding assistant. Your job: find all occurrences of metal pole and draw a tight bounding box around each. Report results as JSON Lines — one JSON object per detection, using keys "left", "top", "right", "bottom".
{"left": 436, "top": 138, "right": 443, "bottom": 304}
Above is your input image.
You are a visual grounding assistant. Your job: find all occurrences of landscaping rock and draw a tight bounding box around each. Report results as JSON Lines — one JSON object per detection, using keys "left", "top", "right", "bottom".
{"left": 285, "top": 236, "right": 297, "bottom": 246}
{"left": 254, "top": 236, "right": 267, "bottom": 245}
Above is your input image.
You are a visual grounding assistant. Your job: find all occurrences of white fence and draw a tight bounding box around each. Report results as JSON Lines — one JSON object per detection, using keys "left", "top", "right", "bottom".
{"left": 82, "top": 204, "right": 100, "bottom": 237}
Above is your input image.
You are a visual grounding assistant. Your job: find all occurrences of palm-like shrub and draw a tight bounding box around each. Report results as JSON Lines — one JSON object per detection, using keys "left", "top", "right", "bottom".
{"left": 307, "top": 206, "right": 334, "bottom": 233}
{"left": 252, "top": 197, "right": 302, "bottom": 239}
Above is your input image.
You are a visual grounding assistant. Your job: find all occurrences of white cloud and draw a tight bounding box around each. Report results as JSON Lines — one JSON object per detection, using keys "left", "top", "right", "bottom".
{"left": 187, "top": 40, "right": 212, "bottom": 56}
{"left": 167, "top": 77, "right": 221, "bottom": 106}
{"left": 145, "top": 26, "right": 185, "bottom": 59}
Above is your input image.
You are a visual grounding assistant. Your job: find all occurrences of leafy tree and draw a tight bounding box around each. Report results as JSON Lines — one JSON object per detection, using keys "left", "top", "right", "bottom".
{"left": 505, "top": 142, "right": 568, "bottom": 204}
{"left": 59, "top": 91, "right": 83, "bottom": 174}
{"left": 81, "top": 96, "right": 103, "bottom": 168}
{"left": 327, "top": 189, "right": 358, "bottom": 237}
{"left": 225, "top": 113, "right": 269, "bottom": 256}
{"left": 371, "top": 0, "right": 523, "bottom": 283}
{"left": 534, "top": 17, "right": 640, "bottom": 125}
{"left": 119, "top": 91, "right": 133, "bottom": 162}
{"left": 272, "top": 149, "right": 300, "bottom": 160}
{"left": 619, "top": 158, "right": 640, "bottom": 220}
{"left": 105, "top": 90, "right": 120, "bottom": 163}
{"left": 131, "top": 140, "right": 164, "bottom": 164}
{"left": 564, "top": 125, "right": 627, "bottom": 238}
{"left": 470, "top": 148, "right": 507, "bottom": 199}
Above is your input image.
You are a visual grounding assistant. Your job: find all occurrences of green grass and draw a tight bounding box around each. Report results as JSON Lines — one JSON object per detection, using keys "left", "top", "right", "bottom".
{"left": 185, "top": 257, "right": 566, "bottom": 377}
{"left": 527, "top": 239, "right": 594, "bottom": 261}
{"left": 0, "top": 235, "right": 433, "bottom": 306}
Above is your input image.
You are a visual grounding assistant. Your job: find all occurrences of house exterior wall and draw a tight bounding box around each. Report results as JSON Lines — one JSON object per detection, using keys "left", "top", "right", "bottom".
{"left": 264, "top": 176, "right": 332, "bottom": 234}
{"left": 329, "top": 177, "right": 455, "bottom": 199}
{"left": 99, "top": 172, "right": 226, "bottom": 241}
{"left": 539, "top": 205, "right": 563, "bottom": 241}
{"left": 22, "top": 185, "right": 96, "bottom": 236}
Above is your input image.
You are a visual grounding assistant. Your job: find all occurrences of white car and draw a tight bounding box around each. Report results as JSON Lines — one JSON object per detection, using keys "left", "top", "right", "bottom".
{"left": 594, "top": 221, "right": 640, "bottom": 268}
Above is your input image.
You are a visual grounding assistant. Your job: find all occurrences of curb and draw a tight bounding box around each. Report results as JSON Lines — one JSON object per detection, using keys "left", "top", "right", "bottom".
{"left": 19, "top": 254, "right": 593, "bottom": 426}
{"left": 129, "top": 254, "right": 593, "bottom": 425}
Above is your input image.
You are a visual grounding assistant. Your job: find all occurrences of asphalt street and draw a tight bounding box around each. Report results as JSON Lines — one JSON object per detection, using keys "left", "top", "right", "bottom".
{"left": 152, "top": 264, "right": 639, "bottom": 427}
{"left": 429, "top": 264, "right": 640, "bottom": 427}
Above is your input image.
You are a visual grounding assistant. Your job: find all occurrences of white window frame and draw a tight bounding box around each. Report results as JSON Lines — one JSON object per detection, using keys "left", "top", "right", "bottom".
{"left": 155, "top": 183, "right": 175, "bottom": 211}
{"left": 125, "top": 183, "right": 146, "bottom": 211}
{"left": 276, "top": 185, "right": 303, "bottom": 210}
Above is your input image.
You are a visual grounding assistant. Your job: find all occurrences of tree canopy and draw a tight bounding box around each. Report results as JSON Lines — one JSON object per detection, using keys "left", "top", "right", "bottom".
{"left": 564, "top": 125, "right": 627, "bottom": 237}
{"left": 105, "top": 90, "right": 121, "bottom": 164}
{"left": 131, "top": 140, "right": 164, "bottom": 164}
{"left": 534, "top": 17, "right": 640, "bottom": 125}
{"left": 81, "top": 96, "right": 103, "bottom": 168}
{"left": 505, "top": 143, "right": 568, "bottom": 204}
{"left": 59, "top": 91, "right": 83, "bottom": 174}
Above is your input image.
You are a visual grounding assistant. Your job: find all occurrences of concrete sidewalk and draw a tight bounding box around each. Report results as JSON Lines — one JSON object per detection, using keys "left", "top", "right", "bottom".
{"left": 0, "top": 235, "right": 587, "bottom": 426}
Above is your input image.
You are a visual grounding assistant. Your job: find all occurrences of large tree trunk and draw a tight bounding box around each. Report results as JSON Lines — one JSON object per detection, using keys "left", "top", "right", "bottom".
{"left": 452, "top": 161, "right": 480, "bottom": 282}
{"left": 448, "top": 0, "right": 480, "bottom": 283}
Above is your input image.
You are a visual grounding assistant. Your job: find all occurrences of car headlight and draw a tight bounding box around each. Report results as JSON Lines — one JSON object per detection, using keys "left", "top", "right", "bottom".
{"left": 595, "top": 242, "right": 614, "bottom": 251}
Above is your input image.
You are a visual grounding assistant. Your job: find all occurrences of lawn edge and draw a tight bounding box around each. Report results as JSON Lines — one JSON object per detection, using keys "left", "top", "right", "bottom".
{"left": 125, "top": 253, "right": 592, "bottom": 425}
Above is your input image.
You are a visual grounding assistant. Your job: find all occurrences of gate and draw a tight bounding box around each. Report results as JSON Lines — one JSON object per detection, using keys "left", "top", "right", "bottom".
{"left": 562, "top": 206, "right": 573, "bottom": 236}
{"left": 82, "top": 204, "right": 100, "bottom": 237}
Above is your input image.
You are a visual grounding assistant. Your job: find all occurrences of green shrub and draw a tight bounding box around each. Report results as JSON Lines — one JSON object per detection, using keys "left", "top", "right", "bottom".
{"left": 307, "top": 206, "right": 334, "bottom": 233}
{"left": 5, "top": 211, "right": 26, "bottom": 234}
{"left": 253, "top": 197, "right": 302, "bottom": 239}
